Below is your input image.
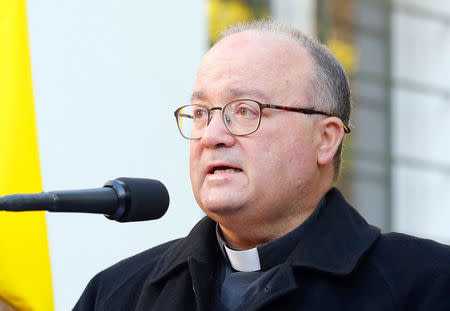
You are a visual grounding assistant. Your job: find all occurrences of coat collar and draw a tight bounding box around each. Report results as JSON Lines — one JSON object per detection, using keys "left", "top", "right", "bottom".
{"left": 149, "top": 187, "right": 380, "bottom": 284}
{"left": 287, "top": 188, "right": 380, "bottom": 274}
{"left": 148, "top": 216, "right": 219, "bottom": 285}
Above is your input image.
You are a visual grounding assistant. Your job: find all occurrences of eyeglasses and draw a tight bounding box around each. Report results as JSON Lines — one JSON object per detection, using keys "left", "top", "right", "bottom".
{"left": 174, "top": 99, "right": 351, "bottom": 140}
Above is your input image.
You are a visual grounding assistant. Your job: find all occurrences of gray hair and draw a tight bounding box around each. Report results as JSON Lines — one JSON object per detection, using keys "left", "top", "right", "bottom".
{"left": 220, "top": 20, "right": 351, "bottom": 180}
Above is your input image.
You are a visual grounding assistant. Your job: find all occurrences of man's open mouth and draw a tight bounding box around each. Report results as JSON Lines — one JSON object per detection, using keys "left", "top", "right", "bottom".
{"left": 209, "top": 166, "right": 243, "bottom": 174}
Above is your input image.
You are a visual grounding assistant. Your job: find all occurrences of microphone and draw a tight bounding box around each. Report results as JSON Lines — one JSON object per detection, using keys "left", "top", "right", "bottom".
{"left": 0, "top": 178, "right": 169, "bottom": 222}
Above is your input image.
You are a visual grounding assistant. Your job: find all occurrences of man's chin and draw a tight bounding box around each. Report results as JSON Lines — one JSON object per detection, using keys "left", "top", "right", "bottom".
{"left": 200, "top": 198, "right": 246, "bottom": 217}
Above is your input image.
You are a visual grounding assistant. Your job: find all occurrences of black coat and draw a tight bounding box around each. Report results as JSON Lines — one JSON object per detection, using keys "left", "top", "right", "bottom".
{"left": 74, "top": 188, "right": 450, "bottom": 310}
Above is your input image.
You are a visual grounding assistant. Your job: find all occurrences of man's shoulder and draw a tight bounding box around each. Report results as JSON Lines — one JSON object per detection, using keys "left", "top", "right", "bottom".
{"left": 92, "top": 216, "right": 216, "bottom": 285}
{"left": 372, "top": 231, "right": 450, "bottom": 267}
{"left": 101, "top": 238, "right": 183, "bottom": 282}
{"left": 366, "top": 231, "right": 450, "bottom": 307}
{"left": 74, "top": 238, "right": 183, "bottom": 310}
{"left": 74, "top": 217, "right": 217, "bottom": 310}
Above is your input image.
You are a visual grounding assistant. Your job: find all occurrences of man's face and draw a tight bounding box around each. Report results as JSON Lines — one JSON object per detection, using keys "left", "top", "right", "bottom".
{"left": 189, "top": 31, "right": 321, "bottom": 227}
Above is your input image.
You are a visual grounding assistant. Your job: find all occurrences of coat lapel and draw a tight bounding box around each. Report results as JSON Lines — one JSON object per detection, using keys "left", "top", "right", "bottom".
{"left": 288, "top": 188, "right": 380, "bottom": 275}
{"left": 189, "top": 256, "right": 217, "bottom": 311}
{"left": 140, "top": 217, "right": 219, "bottom": 310}
{"left": 143, "top": 267, "right": 196, "bottom": 310}
{"left": 247, "top": 263, "right": 297, "bottom": 311}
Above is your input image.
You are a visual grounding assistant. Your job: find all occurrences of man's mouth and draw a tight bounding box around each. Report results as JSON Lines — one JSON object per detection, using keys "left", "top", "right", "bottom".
{"left": 209, "top": 166, "right": 243, "bottom": 175}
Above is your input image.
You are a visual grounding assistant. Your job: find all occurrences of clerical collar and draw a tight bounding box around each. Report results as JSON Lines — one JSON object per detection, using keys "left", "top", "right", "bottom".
{"left": 216, "top": 197, "right": 326, "bottom": 272}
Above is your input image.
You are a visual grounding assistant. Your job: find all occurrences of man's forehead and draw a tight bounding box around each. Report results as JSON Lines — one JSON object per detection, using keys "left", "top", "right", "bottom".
{"left": 193, "top": 30, "right": 314, "bottom": 104}
{"left": 210, "top": 30, "right": 309, "bottom": 59}
{"left": 199, "top": 30, "right": 312, "bottom": 76}
{"left": 213, "top": 30, "right": 296, "bottom": 51}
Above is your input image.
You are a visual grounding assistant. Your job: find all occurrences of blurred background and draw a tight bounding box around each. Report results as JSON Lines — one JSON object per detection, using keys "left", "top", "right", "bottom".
{"left": 1, "top": 0, "right": 449, "bottom": 310}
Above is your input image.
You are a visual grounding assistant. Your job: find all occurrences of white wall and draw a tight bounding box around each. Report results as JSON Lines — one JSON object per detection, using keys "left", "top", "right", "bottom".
{"left": 392, "top": 0, "right": 450, "bottom": 244}
{"left": 27, "top": 1, "right": 207, "bottom": 309}
{"left": 271, "top": 0, "right": 316, "bottom": 36}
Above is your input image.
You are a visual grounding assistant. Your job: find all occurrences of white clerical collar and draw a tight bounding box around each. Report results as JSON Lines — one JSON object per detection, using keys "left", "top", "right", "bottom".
{"left": 216, "top": 224, "right": 261, "bottom": 272}
{"left": 223, "top": 244, "right": 261, "bottom": 272}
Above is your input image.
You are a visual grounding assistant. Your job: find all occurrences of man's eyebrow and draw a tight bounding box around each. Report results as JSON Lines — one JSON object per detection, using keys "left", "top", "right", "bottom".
{"left": 191, "top": 88, "right": 268, "bottom": 103}
{"left": 229, "top": 88, "right": 268, "bottom": 102}
{"left": 191, "top": 91, "right": 206, "bottom": 102}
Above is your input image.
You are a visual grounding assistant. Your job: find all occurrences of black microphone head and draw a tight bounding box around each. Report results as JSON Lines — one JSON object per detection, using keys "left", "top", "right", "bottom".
{"left": 105, "top": 177, "right": 169, "bottom": 222}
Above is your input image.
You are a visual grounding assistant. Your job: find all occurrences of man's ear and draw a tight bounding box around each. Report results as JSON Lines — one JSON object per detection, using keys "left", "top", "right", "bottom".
{"left": 317, "top": 117, "right": 345, "bottom": 166}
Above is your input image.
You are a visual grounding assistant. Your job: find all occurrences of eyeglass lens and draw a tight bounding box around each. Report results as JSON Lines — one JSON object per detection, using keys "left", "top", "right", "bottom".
{"left": 177, "top": 100, "right": 261, "bottom": 139}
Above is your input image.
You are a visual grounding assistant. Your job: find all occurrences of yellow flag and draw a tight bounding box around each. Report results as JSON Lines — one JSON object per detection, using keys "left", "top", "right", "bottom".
{"left": 0, "top": 0, "right": 54, "bottom": 310}
{"left": 208, "top": 0, "right": 253, "bottom": 44}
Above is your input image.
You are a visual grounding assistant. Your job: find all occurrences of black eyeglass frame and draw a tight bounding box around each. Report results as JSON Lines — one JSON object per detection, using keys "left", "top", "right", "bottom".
{"left": 174, "top": 99, "right": 351, "bottom": 140}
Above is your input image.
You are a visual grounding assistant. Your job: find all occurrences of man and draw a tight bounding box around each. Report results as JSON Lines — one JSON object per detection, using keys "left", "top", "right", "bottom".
{"left": 74, "top": 21, "right": 450, "bottom": 310}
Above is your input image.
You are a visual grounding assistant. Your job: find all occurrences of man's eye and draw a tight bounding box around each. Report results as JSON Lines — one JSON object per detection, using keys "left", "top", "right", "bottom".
{"left": 236, "top": 105, "right": 258, "bottom": 117}
{"left": 239, "top": 107, "right": 250, "bottom": 115}
{"left": 193, "top": 109, "right": 206, "bottom": 119}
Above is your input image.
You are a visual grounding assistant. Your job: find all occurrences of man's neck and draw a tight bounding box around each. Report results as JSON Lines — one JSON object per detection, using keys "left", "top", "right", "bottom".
{"left": 218, "top": 194, "right": 324, "bottom": 250}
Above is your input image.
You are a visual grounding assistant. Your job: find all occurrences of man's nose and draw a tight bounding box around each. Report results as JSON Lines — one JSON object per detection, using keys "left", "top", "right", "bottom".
{"left": 200, "top": 110, "right": 235, "bottom": 148}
